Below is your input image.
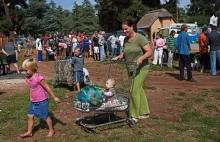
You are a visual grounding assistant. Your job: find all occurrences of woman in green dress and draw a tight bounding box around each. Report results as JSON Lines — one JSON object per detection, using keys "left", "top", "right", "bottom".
{"left": 113, "top": 19, "right": 153, "bottom": 123}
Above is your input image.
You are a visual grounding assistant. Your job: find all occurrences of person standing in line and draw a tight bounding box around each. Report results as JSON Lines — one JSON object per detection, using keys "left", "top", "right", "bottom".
{"left": 166, "top": 30, "right": 176, "bottom": 68}
{"left": 92, "top": 31, "right": 99, "bottom": 61}
{"left": 88, "top": 36, "right": 93, "bottom": 57}
{"left": 108, "top": 32, "right": 118, "bottom": 60}
{"left": 198, "top": 27, "right": 209, "bottom": 73}
{"left": 98, "top": 31, "right": 106, "bottom": 61}
{"left": 206, "top": 26, "right": 220, "bottom": 76}
{"left": 2, "top": 39, "right": 20, "bottom": 73}
{"left": 118, "top": 32, "right": 126, "bottom": 54}
{"left": 176, "top": 24, "right": 196, "bottom": 82}
{"left": 83, "top": 35, "right": 90, "bottom": 58}
{"left": 71, "top": 33, "right": 77, "bottom": 57}
{"left": 27, "top": 38, "right": 32, "bottom": 55}
{"left": 152, "top": 33, "right": 165, "bottom": 66}
{"left": 36, "top": 36, "right": 43, "bottom": 62}
{"left": 22, "top": 35, "right": 27, "bottom": 56}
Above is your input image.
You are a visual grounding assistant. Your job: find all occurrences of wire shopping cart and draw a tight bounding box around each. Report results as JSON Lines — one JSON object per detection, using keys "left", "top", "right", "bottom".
{"left": 72, "top": 61, "right": 138, "bottom": 133}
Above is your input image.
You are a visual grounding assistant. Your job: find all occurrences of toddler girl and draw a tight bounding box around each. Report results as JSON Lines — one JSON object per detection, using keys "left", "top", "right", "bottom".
{"left": 20, "top": 58, "right": 60, "bottom": 138}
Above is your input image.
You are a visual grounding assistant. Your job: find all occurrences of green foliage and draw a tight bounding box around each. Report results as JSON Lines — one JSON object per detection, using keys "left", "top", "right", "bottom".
{"left": 118, "top": 0, "right": 148, "bottom": 23}
{"left": 19, "top": 0, "right": 100, "bottom": 35}
{"left": 186, "top": 0, "right": 220, "bottom": 26}
{"left": 71, "top": 0, "right": 100, "bottom": 34}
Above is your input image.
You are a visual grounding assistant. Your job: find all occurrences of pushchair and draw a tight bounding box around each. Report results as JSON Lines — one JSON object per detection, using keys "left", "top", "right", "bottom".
{"left": 72, "top": 61, "right": 138, "bottom": 133}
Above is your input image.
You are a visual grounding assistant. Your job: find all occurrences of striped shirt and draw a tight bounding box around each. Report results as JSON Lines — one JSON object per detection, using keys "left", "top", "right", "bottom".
{"left": 166, "top": 35, "right": 176, "bottom": 52}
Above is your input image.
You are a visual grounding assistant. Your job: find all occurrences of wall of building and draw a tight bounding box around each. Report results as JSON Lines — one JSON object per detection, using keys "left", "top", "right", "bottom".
{"left": 150, "top": 19, "right": 162, "bottom": 43}
{"left": 161, "top": 18, "right": 175, "bottom": 28}
{"left": 149, "top": 18, "right": 175, "bottom": 43}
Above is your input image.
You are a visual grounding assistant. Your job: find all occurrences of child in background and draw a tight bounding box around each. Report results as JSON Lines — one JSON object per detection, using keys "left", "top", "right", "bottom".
{"left": 153, "top": 33, "right": 165, "bottom": 66}
{"left": 20, "top": 59, "right": 60, "bottom": 138}
{"left": 103, "top": 78, "right": 116, "bottom": 102}
{"left": 71, "top": 47, "right": 84, "bottom": 91}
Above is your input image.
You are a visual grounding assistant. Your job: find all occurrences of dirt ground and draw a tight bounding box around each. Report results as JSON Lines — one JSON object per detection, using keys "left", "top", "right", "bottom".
{"left": 0, "top": 56, "right": 220, "bottom": 140}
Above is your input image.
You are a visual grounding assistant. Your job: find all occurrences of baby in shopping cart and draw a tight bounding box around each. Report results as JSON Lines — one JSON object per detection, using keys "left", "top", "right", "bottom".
{"left": 73, "top": 78, "right": 128, "bottom": 112}
{"left": 97, "top": 78, "right": 128, "bottom": 111}
{"left": 103, "top": 78, "right": 116, "bottom": 102}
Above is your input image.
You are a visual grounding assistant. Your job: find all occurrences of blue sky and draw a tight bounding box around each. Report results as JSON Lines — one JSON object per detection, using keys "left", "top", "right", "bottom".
{"left": 47, "top": 0, "right": 191, "bottom": 10}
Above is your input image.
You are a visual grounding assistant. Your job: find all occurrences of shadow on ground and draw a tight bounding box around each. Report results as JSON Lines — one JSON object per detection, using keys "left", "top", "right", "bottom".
{"left": 0, "top": 72, "right": 25, "bottom": 80}
{"left": 32, "top": 112, "right": 66, "bottom": 135}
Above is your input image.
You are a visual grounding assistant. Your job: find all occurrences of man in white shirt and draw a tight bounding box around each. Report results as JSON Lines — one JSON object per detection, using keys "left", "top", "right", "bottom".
{"left": 108, "top": 33, "right": 118, "bottom": 60}
{"left": 210, "top": 12, "right": 218, "bottom": 27}
{"left": 36, "top": 36, "right": 43, "bottom": 62}
{"left": 118, "top": 32, "right": 126, "bottom": 54}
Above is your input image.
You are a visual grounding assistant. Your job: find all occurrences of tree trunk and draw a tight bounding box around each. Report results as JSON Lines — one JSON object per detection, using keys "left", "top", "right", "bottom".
{"left": 2, "top": 0, "right": 16, "bottom": 42}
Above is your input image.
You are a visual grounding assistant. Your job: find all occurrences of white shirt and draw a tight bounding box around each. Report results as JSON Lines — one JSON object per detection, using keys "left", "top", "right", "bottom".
{"left": 83, "top": 68, "right": 89, "bottom": 76}
{"left": 36, "top": 38, "right": 42, "bottom": 50}
{"left": 108, "top": 35, "right": 117, "bottom": 48}
{"left": 210, "top": 15, "right": 218, "bottom": 26}
{"left": 118, "top": 35, "right": 126, "bottom": 47}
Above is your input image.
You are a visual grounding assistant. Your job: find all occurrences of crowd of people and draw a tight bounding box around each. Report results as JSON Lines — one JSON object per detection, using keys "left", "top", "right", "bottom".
{"left": 32, "top": 31, "right": 127, "bottom": 63}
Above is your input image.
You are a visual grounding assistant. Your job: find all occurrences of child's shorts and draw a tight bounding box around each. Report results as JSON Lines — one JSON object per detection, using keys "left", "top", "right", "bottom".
{"left": 28, "top": 99, "right": 49, "bottom": 119}
{"left": 74, "top": 71, "right": 83, "bottom": 83}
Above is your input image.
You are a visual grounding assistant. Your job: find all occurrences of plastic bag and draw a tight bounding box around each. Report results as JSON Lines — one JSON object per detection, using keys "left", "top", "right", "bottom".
{"left": 77, "top": 85, "right": 104, "bottom": 107}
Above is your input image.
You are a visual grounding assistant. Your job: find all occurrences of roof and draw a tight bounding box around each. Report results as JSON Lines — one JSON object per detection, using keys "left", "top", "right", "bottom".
{"left": 137, "top": 8, "right": 175, "bottom": 29}
{"left": 0, "top": 32, "right": 8, "bottom": 38}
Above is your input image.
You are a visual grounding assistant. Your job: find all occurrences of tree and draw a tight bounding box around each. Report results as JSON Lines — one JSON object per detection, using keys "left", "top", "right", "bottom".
{"left": 0, "top": 0, "right": 27, "bottom": 41}
{"left": 186, "top": 0, "right": 220, "bottom": 26}
{"left": 142, "top": 0, "right": 161, "bottom": 10}
{"left": 95, "top": 0, "right": 138, "bottom": 32}
{"left": 71, "top": 0, "right": 100, "bottom": 34}
{"left": 118, "top": 0, "right": 148, "bottom": 23}
{"left": 21, "top": 0, "right": 50, "bottom": 35}
{"left": 162, "top": 0, "right": 179, "bottom": 21}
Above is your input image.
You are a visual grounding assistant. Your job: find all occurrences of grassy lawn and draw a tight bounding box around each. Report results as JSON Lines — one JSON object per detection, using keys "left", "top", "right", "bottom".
{"left": 0, "top": 79, "right": 220, "bottom": 142}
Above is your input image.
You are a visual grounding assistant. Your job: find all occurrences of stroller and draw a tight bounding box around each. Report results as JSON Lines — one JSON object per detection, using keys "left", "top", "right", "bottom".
{"left": 72, "top": 61, "right": 138, "bottom": 133}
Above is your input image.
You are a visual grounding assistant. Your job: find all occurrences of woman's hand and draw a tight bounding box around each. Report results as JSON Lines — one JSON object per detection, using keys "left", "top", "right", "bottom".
{"left": 53, "top": 97, "right": 60, "bottom": 103}
{"left": 137, "top": 57, "right": 143, "bottom": 65}
{"left": 112, "top": 56, "right": 119, "bottom": 61}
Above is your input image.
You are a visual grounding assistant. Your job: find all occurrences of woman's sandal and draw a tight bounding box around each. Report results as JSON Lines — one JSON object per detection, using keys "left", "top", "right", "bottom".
{"left": 20, "top": 133, "right": 33, "bottom": 138}
{"left": 138, "top": 114, "right": 150, "bottom": 119}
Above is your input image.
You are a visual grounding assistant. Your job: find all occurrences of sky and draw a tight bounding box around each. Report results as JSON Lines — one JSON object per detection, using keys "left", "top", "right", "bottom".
{"left": 47, "top": 0, "right": 191, "bottom": 10}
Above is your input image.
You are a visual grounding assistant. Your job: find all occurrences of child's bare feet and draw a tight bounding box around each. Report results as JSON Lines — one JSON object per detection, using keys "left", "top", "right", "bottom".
{"left": 46, "top": 129, "right": 55, "bottom": 137}
{"left": 20, "top": 132, "right": 33, "bottom": 138}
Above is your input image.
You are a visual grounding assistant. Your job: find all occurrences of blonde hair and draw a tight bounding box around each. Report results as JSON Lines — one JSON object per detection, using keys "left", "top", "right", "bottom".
{"left": 22, "top": 58, "right": 38, "bottom": 72}
{"left": 108, "top": 78, "right": 116, "bottom": 87}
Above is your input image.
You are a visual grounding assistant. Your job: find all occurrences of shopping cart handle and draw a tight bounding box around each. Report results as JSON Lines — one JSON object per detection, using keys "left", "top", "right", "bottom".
{"left": 110, "top": 60, "right": 125, "bottom": 63}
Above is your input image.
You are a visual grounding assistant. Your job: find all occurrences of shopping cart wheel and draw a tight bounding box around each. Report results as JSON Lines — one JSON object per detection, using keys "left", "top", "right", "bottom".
{"left": 127, "top": 118, "right": 136, "bottom": 128}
